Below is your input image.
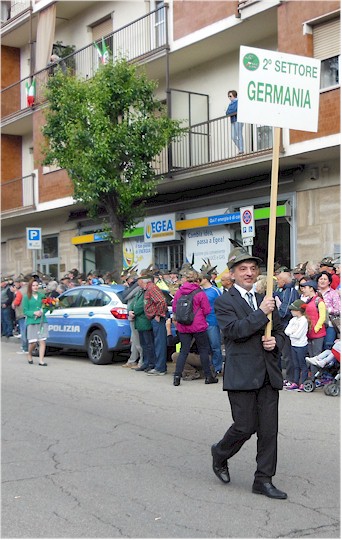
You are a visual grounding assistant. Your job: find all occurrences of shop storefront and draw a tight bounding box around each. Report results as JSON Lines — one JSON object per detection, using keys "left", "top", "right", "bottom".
{"left": 71, "top": 196, "right": 294, "bottom": 275}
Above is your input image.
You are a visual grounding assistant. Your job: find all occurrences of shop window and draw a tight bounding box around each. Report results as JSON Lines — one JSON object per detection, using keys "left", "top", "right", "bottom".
{"left": 232, "top": 220, "right": 290, "bottom": 272}
{"left": 83, "top": 242, "right": 114, "bottom": 275}
{"left": 154, "top": 242, "right": 184, "bottom": 271}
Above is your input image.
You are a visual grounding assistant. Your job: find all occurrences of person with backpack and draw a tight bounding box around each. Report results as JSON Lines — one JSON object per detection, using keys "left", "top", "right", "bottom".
{"left": 171, "top": 267, "right": 218, "bottom": 387}
{"left": 300, "top": 279, "right": 327, "bottom": 358}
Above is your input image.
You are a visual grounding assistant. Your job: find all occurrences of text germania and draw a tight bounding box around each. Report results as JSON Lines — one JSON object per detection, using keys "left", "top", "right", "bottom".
{"left": 247, "top": 81, "right": 311, "bottom": 109}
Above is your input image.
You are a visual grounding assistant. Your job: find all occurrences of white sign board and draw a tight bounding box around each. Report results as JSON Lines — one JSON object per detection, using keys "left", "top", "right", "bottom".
{"left": 185, "top": 227, "right": 230, "bottom": 275}
{"left": 144, "top": 213, "right": 179, "bottom": 243}
{"left": 26, "top": 227, "right": 42, "bottom": 249}
{"left": 240, "top": 206, "right": 255, "bottom": 238}
{"left": 238, "top": 46, "right": 321, "bottom": 132}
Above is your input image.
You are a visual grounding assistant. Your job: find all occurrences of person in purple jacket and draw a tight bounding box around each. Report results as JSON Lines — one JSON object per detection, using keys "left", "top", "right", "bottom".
{"left": 172, "top": 267, "right": 218, "bottom": 387}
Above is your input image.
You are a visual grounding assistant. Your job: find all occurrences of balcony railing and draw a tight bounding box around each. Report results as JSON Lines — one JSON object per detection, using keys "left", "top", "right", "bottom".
{"left": 1, "top": 118, "right": 274, "bottom": 216}
{"left": 168, "top": 116, "right": 273, "bottom": 174}
{"left": 1, "top": 6, "right": 168, "bottom": 122}
{"left": 1, "top": 173, "right": 35, "bottom": 213}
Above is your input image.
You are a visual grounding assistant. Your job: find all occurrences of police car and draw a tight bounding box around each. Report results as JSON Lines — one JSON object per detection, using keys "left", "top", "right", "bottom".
{"left": 44, "top": 284, "right": 131, "bottom": 364}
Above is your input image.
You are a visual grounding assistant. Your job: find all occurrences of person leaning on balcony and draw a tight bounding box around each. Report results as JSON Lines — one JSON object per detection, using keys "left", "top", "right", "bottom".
{"left": 47, "top": 54, "right": 67, "bottom": 76}
{"left": 226, "top": 90, "right": 244, "bottom": 154}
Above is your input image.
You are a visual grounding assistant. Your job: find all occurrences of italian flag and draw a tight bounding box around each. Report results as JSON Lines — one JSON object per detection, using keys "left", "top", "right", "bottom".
{"left": 25, "top": 79, "right": 36, "bottom": 107}
{"left": 94, "top": 37, "right": 109, "bottom": 65}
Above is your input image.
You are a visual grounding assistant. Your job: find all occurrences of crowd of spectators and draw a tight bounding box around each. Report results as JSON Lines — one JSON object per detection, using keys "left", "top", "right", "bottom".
{"left": 1, "top": 254, "right": 340, "bottom": 389}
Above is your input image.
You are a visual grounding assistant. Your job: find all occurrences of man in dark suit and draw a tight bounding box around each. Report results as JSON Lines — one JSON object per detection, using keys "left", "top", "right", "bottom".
{"left": 212, "top": 247, "right": 287, "bottom": 500}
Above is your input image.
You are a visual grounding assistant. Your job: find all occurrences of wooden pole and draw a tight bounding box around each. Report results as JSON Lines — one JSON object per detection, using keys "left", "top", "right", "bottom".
{"left": 265, "top": 126, "right": 281, "bottom": 338}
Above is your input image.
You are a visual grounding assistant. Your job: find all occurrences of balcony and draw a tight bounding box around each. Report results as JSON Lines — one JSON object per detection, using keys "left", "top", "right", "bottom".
{"left": 1, "top": 6, "right": 168, "bottom": 128}
{"left": 2, "top": 116, "right": 274, "bottom": 218}
{"left": 169, "top": 116, "right": 273, "bottom": 175}
{"left": 1, "top": 173, "right": 35, "bottom": 216}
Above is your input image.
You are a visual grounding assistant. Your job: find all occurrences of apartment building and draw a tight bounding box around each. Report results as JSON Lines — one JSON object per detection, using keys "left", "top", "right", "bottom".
{"left": 1, "top": 0, "right": 340, "bottom": 279}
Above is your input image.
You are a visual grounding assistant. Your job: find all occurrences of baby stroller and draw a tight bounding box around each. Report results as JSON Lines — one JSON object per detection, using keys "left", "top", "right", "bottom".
{"left": 303, "top": 341, "right": 340, "bottom": 397}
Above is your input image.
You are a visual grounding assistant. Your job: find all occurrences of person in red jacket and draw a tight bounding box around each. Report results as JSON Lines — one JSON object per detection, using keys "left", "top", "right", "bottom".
{"left": 11, "top": 277, "right": 28, "bottom": 353}
{"left": 300, "top": 279, "right": 326, "bottom": 358}
{"left": 172, "top": 267, "right": 218, "bottom": 386}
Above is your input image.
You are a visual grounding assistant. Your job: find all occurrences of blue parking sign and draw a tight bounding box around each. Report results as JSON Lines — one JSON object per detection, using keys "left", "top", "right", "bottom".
{"left": 26, "top": 228, "right": 42, "bottom": 249}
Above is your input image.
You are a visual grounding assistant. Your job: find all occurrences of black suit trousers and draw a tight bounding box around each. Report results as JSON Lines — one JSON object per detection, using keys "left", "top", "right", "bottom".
{"left": 215, "top": 384, "right": 279, "bottom": 481}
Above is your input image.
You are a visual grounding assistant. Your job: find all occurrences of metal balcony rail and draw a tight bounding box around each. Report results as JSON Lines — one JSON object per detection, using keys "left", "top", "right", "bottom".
{"left": 1, "top": 119, "right": 273, "bottom": 216}
{"left": 1, "top": 173, "right": 35, "bottom": 213}
{"left": 1, "top": 6, "right": 168, "bottom": 121}
{"left": 1, "top": 119, "right": 273, "bottom": 209}
{"left": 168, "top": 115, "right": 274, "bottom": 173}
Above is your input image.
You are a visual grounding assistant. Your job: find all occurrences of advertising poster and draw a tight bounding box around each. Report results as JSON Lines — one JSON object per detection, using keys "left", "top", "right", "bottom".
{"left": 185, "top": 227, "right": 230, "bottom": 280}
{"left": 123, "top": 239, "right": 153, "bottom": 272}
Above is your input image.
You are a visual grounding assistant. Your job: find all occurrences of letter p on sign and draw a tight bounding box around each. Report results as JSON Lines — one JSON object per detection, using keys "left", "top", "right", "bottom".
{"left": 26, "top": 228, "right": 42, "bottom": 249}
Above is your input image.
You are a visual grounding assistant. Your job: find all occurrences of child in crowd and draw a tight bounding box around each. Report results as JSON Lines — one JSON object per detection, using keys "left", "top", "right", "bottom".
{"left": 284, "top": 299, "right": 309, "bottom": 391}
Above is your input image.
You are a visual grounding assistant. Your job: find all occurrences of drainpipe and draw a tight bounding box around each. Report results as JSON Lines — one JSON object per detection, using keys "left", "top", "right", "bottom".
{"left": 29, "top": 0, "right": 34, "bottom": 78}
{"left": 164, "top": 2, "right": 172, "bottom": 177}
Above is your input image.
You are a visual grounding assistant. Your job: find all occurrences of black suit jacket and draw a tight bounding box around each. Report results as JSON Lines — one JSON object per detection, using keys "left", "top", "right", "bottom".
{"left": 214, "top": 286, "right": 285, "bottom": 391}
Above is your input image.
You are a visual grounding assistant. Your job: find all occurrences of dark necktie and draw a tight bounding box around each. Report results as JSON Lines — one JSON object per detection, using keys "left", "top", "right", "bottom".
{"left": 246, "top": 292, "right": 255, "bottom": 310}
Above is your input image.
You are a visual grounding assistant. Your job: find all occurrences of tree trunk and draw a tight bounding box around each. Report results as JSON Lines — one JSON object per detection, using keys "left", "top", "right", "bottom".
{"left": 106, "top": 205, "right": 124, "bottom": 284}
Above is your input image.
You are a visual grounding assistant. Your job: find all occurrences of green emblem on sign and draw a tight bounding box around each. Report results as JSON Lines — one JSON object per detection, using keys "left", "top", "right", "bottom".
{"left": 243, "top": 53, "right": 260, "bottom": 71}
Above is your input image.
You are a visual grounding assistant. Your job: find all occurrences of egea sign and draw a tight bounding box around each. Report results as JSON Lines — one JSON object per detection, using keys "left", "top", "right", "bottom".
{"left": 144, "top": 213, "right": 178, "bottom": 243}
{"left": 238, "top": 46, "right": 321, "bottom": 132}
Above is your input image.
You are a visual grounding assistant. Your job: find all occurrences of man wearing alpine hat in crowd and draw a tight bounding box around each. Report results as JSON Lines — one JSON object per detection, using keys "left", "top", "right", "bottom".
{"left": 211, "top": 246, "right": 287, "bottom": 499}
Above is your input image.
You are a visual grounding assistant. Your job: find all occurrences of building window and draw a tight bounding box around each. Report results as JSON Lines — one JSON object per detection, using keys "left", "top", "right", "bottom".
{"left": 320, "top": 56, "right": 339, "bottom": 88}
{"left": 312, "top": 16, "right": 340, "bottom": 90}
{"left": 36, "top": 235, "right": 59, "bottom": 280}
{"left": 91, "top": 16, "right": 113, "bottom": 67}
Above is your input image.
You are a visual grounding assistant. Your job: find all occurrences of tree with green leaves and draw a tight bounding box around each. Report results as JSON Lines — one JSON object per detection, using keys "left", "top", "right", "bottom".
{"left": 42, "top": 58, "right": 182, "bottom": 281}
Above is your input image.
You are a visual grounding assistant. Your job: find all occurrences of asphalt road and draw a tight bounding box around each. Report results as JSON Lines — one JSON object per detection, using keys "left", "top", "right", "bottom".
{"left": 1, "top": 337, "right": 340, "bottom": 539}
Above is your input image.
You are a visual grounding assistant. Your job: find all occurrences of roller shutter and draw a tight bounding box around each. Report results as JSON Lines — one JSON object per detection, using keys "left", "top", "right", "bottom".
{"left": 92, "top": 17, "right": 113, "bottom": 41}
{"left": 313, "top": 18, "right": 340, "bottom": 60}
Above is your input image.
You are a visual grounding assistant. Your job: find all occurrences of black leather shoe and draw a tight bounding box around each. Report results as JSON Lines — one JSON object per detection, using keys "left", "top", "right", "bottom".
{"left": 173, "top": 375, "right": 181, "bottom": 386}
{"left": 135, "top": 366, "right": 148, "bottom": 371}
{"left": 205, "top": 375, "right": 218, "bottom": 384}
{"left": 252, "top": 482, "right": 287, "bottom": 499}
{"left": 211, "top": 444, "right": 230, "bottom": 484}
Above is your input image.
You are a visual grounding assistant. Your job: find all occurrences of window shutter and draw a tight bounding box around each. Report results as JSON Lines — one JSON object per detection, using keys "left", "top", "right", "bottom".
{"left": 313, "top": 18, "right": 340, "bottom": 60}
{"left": 92, "top": 17, "right": 113, "bottom": 42}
